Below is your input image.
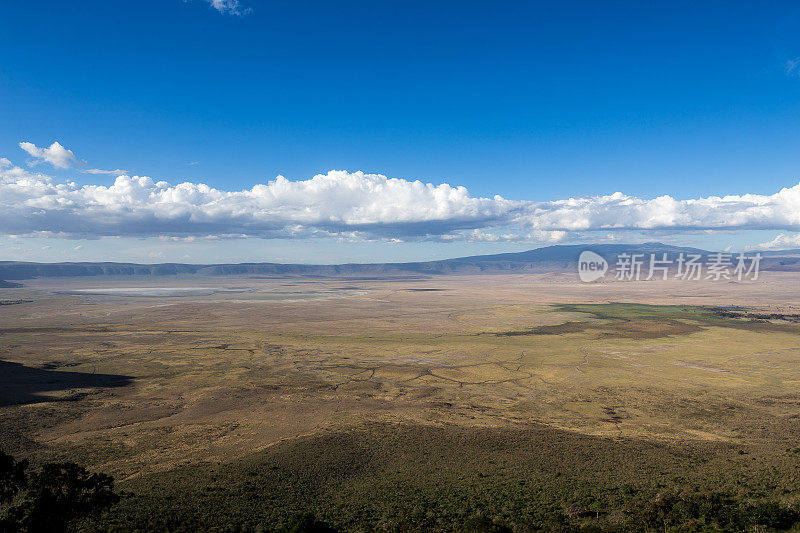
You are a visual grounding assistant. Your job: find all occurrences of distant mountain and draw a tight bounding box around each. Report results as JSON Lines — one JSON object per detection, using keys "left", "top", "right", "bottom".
{"left": 0, "top": 243, "right": 798, "bottom": 281}
{"left": 758, "top": 249, "right": 800, "bottom": 257}
{"left": 443, "top": 242, "right": 710, "bottom": 263}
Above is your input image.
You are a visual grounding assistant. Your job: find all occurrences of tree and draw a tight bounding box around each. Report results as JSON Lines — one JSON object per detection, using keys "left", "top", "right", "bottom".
{"left": 282, "top": 512, "right": 338, "bottom": 533}
{"left": 0, "top": 451, "right": 28, "bottom": 504}
{"left": 0, "top": 451, "right": 119, "bottom": 533}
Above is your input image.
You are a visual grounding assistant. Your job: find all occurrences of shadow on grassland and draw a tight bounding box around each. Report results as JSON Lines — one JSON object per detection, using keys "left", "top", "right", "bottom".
{"left": 0, "top": 360, "right": 133, "bottom": 406}
{"left": 105, "top": 422, "right": 800, "bottom": 532}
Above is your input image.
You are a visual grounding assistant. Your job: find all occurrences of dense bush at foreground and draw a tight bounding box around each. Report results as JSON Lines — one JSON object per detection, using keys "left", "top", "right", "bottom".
{"left": 0, "top": 450, "right": 118, "bottom": 532}
{"left": 94, "top": 423, "right": 800, "bottom": 532}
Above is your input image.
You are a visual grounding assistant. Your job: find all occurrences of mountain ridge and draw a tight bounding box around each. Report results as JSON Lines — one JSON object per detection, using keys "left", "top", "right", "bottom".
{"left": 1, "top": 243, "right": 799, "bottom": 281}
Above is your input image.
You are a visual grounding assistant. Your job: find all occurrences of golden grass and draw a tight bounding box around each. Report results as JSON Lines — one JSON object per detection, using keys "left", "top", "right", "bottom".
{"left": 2, "top": 273, "right": 800, "bottom": 478}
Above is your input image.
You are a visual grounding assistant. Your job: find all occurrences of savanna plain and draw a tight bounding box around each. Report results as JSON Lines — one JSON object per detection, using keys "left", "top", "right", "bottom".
{"left": 3, "top": 273, "right": 800, "bottom": 531}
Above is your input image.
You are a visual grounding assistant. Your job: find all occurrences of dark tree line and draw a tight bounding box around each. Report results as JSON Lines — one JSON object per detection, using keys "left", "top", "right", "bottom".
{"left": 0, "top": 450, "right": 118, "bottom": 533}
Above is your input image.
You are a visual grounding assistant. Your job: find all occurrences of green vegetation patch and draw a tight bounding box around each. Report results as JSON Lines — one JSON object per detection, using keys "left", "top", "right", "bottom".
{"left": 495, "top": 303, "right": 800, "bottom": 339}
{"left": 102, "top": 423, "right": 800, "bottom": 532}
{"left": 556, "top": 303, "right": 720, "bottom": 321}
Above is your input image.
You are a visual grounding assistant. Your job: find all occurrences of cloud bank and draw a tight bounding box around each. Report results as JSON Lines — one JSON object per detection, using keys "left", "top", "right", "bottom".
{"left": 2, "top": 144, "right": 800, "bottom": 244}
{"left": 0, "top": 160, "right": 517, "bottom": 240}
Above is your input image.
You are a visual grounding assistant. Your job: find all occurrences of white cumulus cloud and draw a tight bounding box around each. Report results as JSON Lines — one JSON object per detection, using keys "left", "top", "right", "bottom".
{"left": 0, "top": 162, "right": 519, "bottom": 240}
{"left": 754, "top": 233, "right": 800, "bottom": 250}
{"left": 19, "top": 141, "right": 77, "bottom": 169}
{"left": 517, "top": 187, "right": 800, "bottom": 233}
{"left": 3, "top": 151, "right": 800, "bottom": 246}
{"left": 18, "top": 141, "right": 126, "bottom": 175}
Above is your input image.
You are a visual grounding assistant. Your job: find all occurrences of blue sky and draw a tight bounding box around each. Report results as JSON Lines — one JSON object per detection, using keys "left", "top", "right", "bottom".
{"left": 1, "top": 1, "right": 800, "bottom": 263}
